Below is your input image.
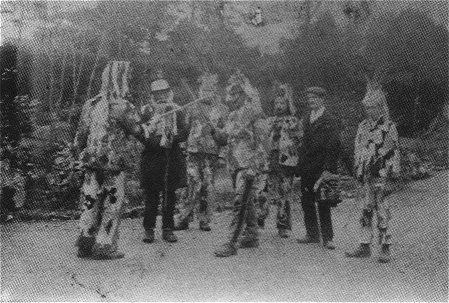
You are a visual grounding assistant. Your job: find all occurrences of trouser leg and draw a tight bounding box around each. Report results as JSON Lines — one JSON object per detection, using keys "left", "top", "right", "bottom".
{"left": 178, "top": 155, "right": 201, "bottom": 223}
{"left": 359, "top": 182, "right": 375, "bottom": 244}
{"left": 375, "top": 183, "right": 391, "bottom": 245}
{"left": 162, "top": 187, "right": 176, "bottom": 230}
{"left": 92, "top": 171, "right": 126, "bottom": 256}
{"left": 198, "top": 156, "right": 216, "bottom": 224}
{"left": 301, "top": 185, "right": 320, "bottom": 241}
{"left": 276, "top": 173, "right": 293, "bottom": 230}
{"left": 77, "top": 170, "right": 101, "bottom": 255}
{"left": 254, "top": 173, "right": 269, "bottom": 226}
{"left": 228, "top": 170, "right": 257, "bottom": 245}
{"left": 143, "top": 188, "right": 160, "bottom": 231}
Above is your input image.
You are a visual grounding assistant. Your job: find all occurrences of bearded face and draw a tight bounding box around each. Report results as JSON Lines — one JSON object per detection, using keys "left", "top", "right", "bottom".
{"left": 152, "top": 89, "right": 171, "bottom": 104}
{"left": 274, "top": 96, "right": 289, "bottom": 116}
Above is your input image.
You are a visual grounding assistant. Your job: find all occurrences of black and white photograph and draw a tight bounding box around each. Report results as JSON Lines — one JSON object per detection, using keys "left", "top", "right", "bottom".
{"left": 1, "top": 0, "right": 448, "bottom": 301}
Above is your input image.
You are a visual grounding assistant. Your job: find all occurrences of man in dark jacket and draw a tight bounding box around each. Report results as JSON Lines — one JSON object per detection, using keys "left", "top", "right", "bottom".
{"left": 122, "top": 78, "right": 188, "bottom": 243}
{"left": 296, "top": 87, "right": 342, "bottom": 250}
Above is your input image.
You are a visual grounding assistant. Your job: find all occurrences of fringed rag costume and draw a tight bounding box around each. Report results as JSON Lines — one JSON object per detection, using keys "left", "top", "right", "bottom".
{"left": 175, "top": 73, "right": 229, "bottom": 229}
{"left": 214, "top": 71, "right": 267, "bottom": 255}
{"left": 264, "top": 83, "right": 303, "bottom": 231}
{"left": 74, "top": 61, "right": 139, "bottom": 258}
{"left": 354, "top": 78, "right": 400, "bottom": 246}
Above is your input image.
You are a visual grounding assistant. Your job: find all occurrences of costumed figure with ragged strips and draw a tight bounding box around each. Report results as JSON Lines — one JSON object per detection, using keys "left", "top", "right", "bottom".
{"left": 74, "top": 61, "right": 139, "bottom": 260}
{"left": 345, "top": 73, "right": 400, "bottom": 263}
{"left": 262, "top": 83, "right": 303, "bottom": 238}
{"left": 174, "top": 72, "right": 229, "bottom": 232}
{"left": 211, "top": 70, "right": 267, "bottom": 257}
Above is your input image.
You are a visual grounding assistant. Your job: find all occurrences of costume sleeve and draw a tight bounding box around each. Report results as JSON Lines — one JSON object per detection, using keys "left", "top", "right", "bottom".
{"left": 292, "top": 117, "right": 304, "bottom": 147}
{"left": 383, "top": 122, "right": 401, "bottom": 177}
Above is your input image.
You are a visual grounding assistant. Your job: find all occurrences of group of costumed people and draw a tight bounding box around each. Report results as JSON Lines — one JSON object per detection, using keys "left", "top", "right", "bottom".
{"left": 73, "top": 60, "right": 400, "bottom": 263}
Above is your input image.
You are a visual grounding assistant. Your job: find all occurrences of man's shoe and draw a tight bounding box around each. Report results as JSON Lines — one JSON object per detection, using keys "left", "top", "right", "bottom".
{"left": 278, "top": 228, "right": 289, "bottom": 238}
{"left": 214, "top": 243, "right": 237, "bottom": 257}
{"left": 345, "top": 243, "right": 371, "bottom": 258}
{"left": 297, "top": 235, "right": 320, "bottom": 244}
{"left": 378, "top": 244, "right": 391, "bottom": 263}
{"left": 324, "top": 240, "right": 336, "bottom": 250}
{"left": 239, "top": 238, "right": 259, "bottom": 248}
{"left": 199, "top": 222, "right": 211, "bottom": 231}
{"left": 174, "top": 220, "right": 189, "bottom": 231}
{"left": 142, "top": 229, "right": 155, "bottom": 243}
{"left": 162, "top": 230, "right": 178, "bottom": 243}
{"left": 91, "top": 251, "right": 125, "bottom": 260}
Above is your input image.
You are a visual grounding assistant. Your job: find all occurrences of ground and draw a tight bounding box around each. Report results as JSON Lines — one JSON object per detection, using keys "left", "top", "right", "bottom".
{"left": 1, "top": 171, "right": 448, "bottom": 302}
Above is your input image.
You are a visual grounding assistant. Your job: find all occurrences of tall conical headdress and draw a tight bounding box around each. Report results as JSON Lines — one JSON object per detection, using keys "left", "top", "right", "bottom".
{"left": 276, "top": 82, "right": 296, "bottom": 115}
{"left": 226, "top": 70, "right": 263, "bottom": 115}
{"left": 361, "top": 71, "right": 390, "bottom": 120}
{"left": 99, "top": 61, "right": 131, "bottom": 98}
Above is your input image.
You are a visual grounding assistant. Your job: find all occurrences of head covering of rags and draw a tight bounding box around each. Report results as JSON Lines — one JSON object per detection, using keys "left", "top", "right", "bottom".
{"left": 224, "top": 70, "right": 266, "bottom": 171}
{"left": 187, "top": 72, "right": 227, "bottom": 155}
{"left": 75, "top": 61, "right": 138, "bottom": 172}
{"left": 354, "top": 75, "right": 400, "bottom": 181}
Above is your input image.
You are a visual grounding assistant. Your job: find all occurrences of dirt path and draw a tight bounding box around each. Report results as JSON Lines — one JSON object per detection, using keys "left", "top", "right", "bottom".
{"left": 1, "top": 171, "right": 447, "bottom": 302}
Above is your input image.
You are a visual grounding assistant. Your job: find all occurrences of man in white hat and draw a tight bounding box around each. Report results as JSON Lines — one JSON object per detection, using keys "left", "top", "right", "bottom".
{"left": 345, "top": 78, "right": 400, "bottom": 263}
{"left": 121, "top": 76, "right": 189, "bottom": 244}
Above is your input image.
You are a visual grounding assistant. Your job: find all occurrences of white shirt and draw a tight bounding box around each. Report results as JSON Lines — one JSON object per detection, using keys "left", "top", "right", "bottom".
{"left": 310, "top": 106, "right": 325, "bottom": 124}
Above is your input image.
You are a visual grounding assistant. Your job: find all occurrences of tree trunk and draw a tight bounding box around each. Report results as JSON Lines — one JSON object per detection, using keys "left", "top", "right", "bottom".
{"left": 56, "top": 51, "right": 68, "bottom": 116}
{"left": 69, "top": 35, "right": 87, "bottom": 120}
{"left": 86, "top": 32, "right": 107, "bottom": 99}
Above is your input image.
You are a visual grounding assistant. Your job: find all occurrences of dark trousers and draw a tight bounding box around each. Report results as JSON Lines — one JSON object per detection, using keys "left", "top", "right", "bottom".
{"left": 1, "top": 186, "right": 16, "bottom": 214}
{"left": 141, "top": 148, "right": 184, "bottom": 231}
{"left": 143, "top": 188, "right": 176, "bottom": 231}
{"left": 301, "top": 183, "right": 334, "bottom": 242}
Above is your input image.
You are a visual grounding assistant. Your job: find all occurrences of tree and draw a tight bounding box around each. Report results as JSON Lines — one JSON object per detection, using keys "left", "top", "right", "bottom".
{"left": 1, "top": 43, "right": 33, "bottom": 154}
{"left": 364, "top": 10, "right": 449, "bottom": 134}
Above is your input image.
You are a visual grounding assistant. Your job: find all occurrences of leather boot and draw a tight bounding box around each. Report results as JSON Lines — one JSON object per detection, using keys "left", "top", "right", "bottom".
{"left": 142, "top": 229, "right": 155, "bottom": 243}
{"left": 214, "top": 242, "right": 237, "bottom": 257}
{"left": 240, "top": 227, "right": 259, "bottom": 248}
{"left": 174, "top": 220, "right": 189, "bottom": 231}
{"left": 162, "top": 229, "right": 178, "bottom": 243}
{"left": 378, "top": 244, "right": 391, "bottom": 263}
{"left": 297, "top": 235, "right": 320, "bottom": 244}
{"left": 345, "top": 243, "right": 371, "bottom": 258}
{"left": 278, "top": 228, "right": 289, "bottom": 238}
{"left": 199, "top": 221, "right": 211, "bottom": 231}
{"left": 257, "top": 218, "right": 265, "bottom": 229}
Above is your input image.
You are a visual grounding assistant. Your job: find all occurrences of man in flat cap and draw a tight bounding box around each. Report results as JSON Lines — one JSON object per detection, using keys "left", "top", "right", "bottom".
{"left": 296, "top": 86, "right": 343, "bottom": 249}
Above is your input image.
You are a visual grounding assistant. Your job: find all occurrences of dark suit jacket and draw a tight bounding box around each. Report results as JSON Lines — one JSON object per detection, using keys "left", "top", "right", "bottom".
{"left": 297, "top": 109, "right": 342, "bottom": 187}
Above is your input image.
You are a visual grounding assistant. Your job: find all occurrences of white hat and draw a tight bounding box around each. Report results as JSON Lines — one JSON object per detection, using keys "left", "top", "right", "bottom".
{"left": 150, "top": 79, "right": 170, "bottom": 92}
